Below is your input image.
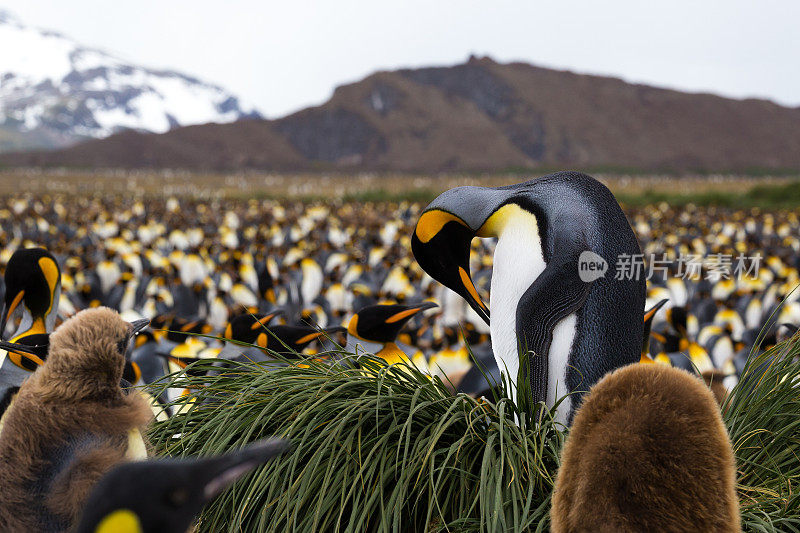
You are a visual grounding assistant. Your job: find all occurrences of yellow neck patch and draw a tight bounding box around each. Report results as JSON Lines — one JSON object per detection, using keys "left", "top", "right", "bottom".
{"left": 376, "top": 342, "right": 410, "bottom": 365}
{"left": 95, "top": 509, "right": 143, "bottom": 533}
{"left": 477, "top": 203, "right": 536, "bottom": 238}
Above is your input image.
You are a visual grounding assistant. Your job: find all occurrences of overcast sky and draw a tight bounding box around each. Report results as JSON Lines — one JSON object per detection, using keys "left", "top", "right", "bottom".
{"left": 3, "top": 0, "right": 799, "bottom": 118}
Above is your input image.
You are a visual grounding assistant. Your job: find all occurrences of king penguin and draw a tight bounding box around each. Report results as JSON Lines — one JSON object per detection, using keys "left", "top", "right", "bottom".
{"left": 74, "top": 438, "right": 290, "bottom": 533}
{"left": 0, "top": 248, "right": 62, "bottom": 416}
{"left": 0, "top": 307, "right": 152, "bottom": 532}
{"left": 411, "top": 172, "right": 646, "bottom": 424}
{"left": 347, "top": 301, "right": 437, "bottom": 365}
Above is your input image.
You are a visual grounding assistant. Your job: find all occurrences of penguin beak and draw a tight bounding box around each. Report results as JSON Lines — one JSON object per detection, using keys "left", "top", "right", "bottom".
{"left": 643, "top": 298, "right": 668, "bottom": 325}
{"left": 129, "top": 318, "right": 151, "bottom": 337}
{"left": 411, "top": 210, "right": 489, "bottom": 324}
{"left": 384, "top": 301, "right": 439, "bottom": 324}
{"left": 0, "top": 338, "right": 44, "bottom": 357}
{"left": 250, "top": 309, "right": 285, "bottom": 330}
{"left": 201, "top": 438, "right": 291, "bottom": 500}
{"left": 643, "top": 299, "right": 669, "bottom": 357}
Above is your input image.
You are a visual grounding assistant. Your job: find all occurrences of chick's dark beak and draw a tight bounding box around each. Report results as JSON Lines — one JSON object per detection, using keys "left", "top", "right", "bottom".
{"left": 129, "top": 318, "right": 151, "bottom": 337}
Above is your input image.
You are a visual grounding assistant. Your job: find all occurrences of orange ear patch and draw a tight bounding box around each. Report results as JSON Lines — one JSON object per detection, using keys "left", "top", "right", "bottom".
{"left": 415, "top": 210, "right": 468, "bottom": 243}
{"left": 257, "top": 332, "right": 268, "bottom": 348}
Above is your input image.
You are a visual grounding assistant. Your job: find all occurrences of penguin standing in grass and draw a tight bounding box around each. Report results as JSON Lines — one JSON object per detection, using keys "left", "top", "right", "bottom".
{"left": 412, "top": 172, "right": 646, "bottom": 424}
{"left": 0, "top": 307, "right": 152, "bottom": 532}
{"left": 0, "top": 248, "right": 62, "bottom": 416}
{"left": 74, "top": 438, "right": 290, "bottom": 533}
{"left": 551, "top": 364, "right": 740, "bottom": 532}
{"left": 347, "top": 301, "right": 437, "bottom": 365}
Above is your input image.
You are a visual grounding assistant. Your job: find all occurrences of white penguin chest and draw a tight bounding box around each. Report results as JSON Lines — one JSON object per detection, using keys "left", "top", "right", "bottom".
{"left": 489, "top": 219, "right": 545, "bottom": 397}
{"left": 488, "top": 214, "right": 576, "bottom": 424}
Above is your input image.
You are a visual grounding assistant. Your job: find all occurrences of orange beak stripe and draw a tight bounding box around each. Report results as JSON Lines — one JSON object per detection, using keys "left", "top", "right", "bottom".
{"left": 296, "top": 332, "right": 324, "bottom": 345}
{"left": 458, "top": 267, "right": 488, "bottom": 313}
{"left": 385, "top": 307, "right": 423, "bottom": 324}
{"left": 251, "top": 314, "right": 276, "bottom": 330}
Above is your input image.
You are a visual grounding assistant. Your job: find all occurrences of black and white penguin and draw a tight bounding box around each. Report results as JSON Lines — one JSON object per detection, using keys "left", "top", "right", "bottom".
{"left": 0, "top": 248, "right": 62, "bottom": 415}
{"left": 412, "top": 172, "right": 646, "bottom": 424}
{"left": 74, "top": 438, "right": 290, "bottom": 533}
{"left": 347, "top": 301, "right": 437, "bottom": 364}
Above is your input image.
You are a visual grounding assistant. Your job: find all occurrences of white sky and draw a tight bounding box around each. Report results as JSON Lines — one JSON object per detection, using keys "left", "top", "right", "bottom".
{"left": 3, "top": 0, "right": 799, "bottom": 118}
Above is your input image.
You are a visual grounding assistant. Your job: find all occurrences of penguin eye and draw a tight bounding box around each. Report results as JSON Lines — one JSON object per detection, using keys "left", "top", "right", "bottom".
{"left": 165, "top": 487, "right": 189, "bottom": 508}
{"left": 116, "top": 337, "right": 129, "bottom": 355}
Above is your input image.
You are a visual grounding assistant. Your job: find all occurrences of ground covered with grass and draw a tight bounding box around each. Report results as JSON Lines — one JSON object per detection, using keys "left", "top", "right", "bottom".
{"left": 148, "top": 333, "right": 799, "bottom": 533}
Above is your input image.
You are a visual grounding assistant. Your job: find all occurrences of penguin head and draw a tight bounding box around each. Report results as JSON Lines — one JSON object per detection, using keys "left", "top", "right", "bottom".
{"left": 348, "top": 302, "right": 438, "bottom": 344}
{"left": 412, "top": 183, "right": 559, "bottom": 325}
{"left": 46, "top": 307, "right": 149, "bottom": 391}
{"left": 75, "top": 438, "right": 290, "bottom": 533}
{"left": 411, "top": 199, "right": 490, "bottom": 324}
{"left": 264, "top": 325, "right": 347, "bottom": 355}
{"left": 1, "top": 247, "right": 61, "bottom": 337}
{"left": 222, "top": 310, "right": 284, "bottom": 347}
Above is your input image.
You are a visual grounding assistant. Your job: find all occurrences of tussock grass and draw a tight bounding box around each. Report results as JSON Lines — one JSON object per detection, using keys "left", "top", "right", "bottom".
{"left": 149, "top": 336, "right": 800, "bottom": 532}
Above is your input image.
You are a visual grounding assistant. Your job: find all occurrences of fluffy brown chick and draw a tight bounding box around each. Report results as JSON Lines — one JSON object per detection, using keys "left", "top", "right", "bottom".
{"left": 0, "top": 307, "right": 152, "bottom": 532}
{"left": 551, "top": 363, "right": 739, "bottom": 533}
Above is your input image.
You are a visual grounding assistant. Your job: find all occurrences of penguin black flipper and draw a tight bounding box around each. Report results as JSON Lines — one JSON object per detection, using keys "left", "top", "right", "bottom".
{"left": 517, "top": 256, "right": 592, "bottom": 408}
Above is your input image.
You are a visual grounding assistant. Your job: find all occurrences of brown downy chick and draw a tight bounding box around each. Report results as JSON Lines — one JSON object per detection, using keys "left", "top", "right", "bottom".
{"left": 551, "top": 363, "right": 739, "bottom": 533}
{"left": 0, "top": 307, "right": 152, "bottom": 532}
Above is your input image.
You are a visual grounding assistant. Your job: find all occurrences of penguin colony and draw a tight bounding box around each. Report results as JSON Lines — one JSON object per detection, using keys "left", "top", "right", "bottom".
{"left": 0, "top": 171, "right": 793, "bottom": 530}
{"left": 0, "top": 177, "right": 795, "bottom": 413}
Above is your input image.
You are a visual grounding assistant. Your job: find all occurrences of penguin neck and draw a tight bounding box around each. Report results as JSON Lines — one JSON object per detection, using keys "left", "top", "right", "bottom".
{"left": 376, "top": 342, "right": 409, "bottom": 365}
{"left": 11, "top": 308, "right": 48, "bottom": 340}
{"left": 485, "top": 207, "right": 546, "bottom": 400}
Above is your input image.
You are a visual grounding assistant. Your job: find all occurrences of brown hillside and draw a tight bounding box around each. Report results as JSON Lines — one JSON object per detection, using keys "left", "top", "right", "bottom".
{"left": 3, "top": 56, "right": 800, "bottom": 172}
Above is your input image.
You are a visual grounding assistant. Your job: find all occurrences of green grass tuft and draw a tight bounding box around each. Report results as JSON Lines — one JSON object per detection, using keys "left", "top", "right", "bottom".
{"left": 148, "top": 336, "right": 800, "bottom": 532}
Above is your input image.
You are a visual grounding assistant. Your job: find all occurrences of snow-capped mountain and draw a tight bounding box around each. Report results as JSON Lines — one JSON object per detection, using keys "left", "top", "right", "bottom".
{"left": 0, "top": 9, "right": 260, "bottom": 151}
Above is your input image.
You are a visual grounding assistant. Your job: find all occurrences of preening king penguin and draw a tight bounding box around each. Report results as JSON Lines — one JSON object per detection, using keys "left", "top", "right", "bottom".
{"left": 551, "top": 364, "right": 740, "bottom": 532}
{"left": 0, "top": 308, "right": 152, "bottom": 532}
{"left": 412, "top": 172, "right": 646, "bottom": 424}
{"left": 74, "top": 438, "right": 290, "bottom": 533}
